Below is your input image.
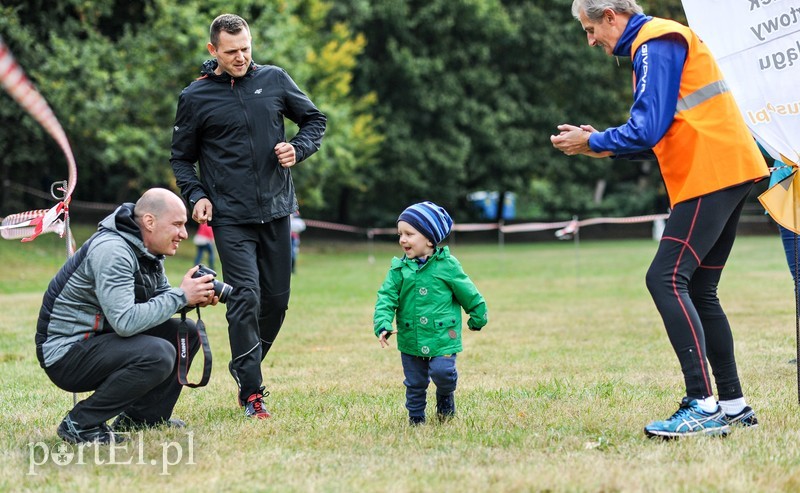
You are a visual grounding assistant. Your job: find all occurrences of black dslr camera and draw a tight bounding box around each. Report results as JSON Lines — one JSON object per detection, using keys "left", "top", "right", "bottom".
{"left": 193, "top": 265, "right": 233, "bottom": 304}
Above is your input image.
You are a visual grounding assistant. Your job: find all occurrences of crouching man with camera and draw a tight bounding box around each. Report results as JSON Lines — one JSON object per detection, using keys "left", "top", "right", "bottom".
{"left": 36, "top": 188, "right": 219, "bottom": 444}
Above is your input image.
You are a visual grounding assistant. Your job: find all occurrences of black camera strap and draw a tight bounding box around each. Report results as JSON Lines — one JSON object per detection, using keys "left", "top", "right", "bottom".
{"left": 177, "top": 307, "right": 212, "bottom": 388}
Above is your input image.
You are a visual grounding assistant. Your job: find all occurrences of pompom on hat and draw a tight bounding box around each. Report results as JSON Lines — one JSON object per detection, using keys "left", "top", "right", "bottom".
{"left": 397, "top": 201, "right": 453, "bottom": 245}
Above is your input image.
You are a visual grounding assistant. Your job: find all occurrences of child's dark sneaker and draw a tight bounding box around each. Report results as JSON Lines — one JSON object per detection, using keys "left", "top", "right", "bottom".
{"left": 57, "top": 414, "right": 123, "bottom": 444}
{"left": 244, "top": 390, "right": 271, "bottom": 419}
{"left": 409, "top": 416, "right": 426, "bottom": 426}
{"left": 724, "top": 406, "right": 758, "bottom": 428}
{"left": 436, "top": 392, "right": 455, "bottom": 421}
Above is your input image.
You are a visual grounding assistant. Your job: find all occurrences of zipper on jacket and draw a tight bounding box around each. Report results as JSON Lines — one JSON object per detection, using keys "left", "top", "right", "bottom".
{"left": 233, "top": 75, "right": 266, "bottom": 222}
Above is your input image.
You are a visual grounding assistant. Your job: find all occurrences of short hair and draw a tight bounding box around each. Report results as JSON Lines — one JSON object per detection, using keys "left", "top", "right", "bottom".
{"left": 571, "top": 0, "right": 644, "bottom": 21}
{"left": 209, "top": 14, "right": 250, "bottom": 47}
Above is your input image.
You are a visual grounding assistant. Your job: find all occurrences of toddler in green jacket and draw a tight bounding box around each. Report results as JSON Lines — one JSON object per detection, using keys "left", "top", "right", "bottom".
{"left": 373, "top": 201, "right": 488, "bottom": 425}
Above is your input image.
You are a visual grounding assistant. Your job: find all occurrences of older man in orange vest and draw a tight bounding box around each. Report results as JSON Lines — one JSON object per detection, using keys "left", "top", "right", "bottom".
{"left": 551, "top": 0, "right": 768, "bottom": 438}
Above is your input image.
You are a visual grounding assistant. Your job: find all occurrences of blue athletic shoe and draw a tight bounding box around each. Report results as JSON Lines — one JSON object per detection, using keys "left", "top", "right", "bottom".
{"left": 724, "top": 406, "right": 758, "bottom": 428}
{"left": 644, "top": 397, "right": 730, "bottom": 438}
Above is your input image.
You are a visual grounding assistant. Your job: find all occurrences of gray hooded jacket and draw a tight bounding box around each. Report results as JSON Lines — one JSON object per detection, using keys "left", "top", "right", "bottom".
{"left": 36, "top": 204, "right": 188, "bottom": 368}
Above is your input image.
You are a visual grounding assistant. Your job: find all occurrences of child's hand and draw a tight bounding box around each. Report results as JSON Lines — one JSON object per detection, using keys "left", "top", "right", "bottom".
{"left": 379, "top": 330, "right": 398, "bottom": 348}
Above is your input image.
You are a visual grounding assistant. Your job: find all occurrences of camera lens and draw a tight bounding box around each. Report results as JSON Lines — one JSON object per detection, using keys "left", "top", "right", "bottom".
{"left": 213, "top": 280, "right": 233, "bottom": 304}
{"left": 194, "top": 265, "right": 232, "bottom": 304}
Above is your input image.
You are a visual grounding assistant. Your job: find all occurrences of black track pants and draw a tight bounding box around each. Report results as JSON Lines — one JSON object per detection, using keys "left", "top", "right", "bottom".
{"left": 45, "top": 318, "right": 200, "bottom": 427}
{"left": 214, "top": 216, "right": 292, "bottom": 401}
{"left": 645, "top": 182, "right": 752, "bottom": 401}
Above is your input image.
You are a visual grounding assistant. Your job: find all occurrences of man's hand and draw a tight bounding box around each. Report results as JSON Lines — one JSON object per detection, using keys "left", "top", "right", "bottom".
{"left": 181, "top": 265, "right": 218, "bottom": 307}
{"left": 550, "top": 124, "right": 612, "bottom": 158}
{"left": 192, "top": 198, "right": 213, "bottom": 224}
{"left": 274, "top": 142, "right": 297, "bottom": 168}
{"left": 378, "top": 329, "right": 397, "bottom": 348}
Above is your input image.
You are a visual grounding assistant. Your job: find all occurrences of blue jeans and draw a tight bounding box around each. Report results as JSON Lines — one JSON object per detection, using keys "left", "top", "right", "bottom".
{"left": 400, "top": 352, "right": 458, "bottom": 418}
{"left": 194, "top": 243, "right": 214, "bottom": 270}
{"left": 779, "top": 225, "right": 799, "bottom": 282}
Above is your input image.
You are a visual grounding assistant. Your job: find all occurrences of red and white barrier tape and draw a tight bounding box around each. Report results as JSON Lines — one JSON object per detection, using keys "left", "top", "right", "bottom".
{"left": 0, "top": 37, "right": 77, "bottom": 201}
{"left": 4, "top": 180, "right": 116, "bottom": 211}
{"left": 0, "top": 37, "right": 77, "bottom": 245}
{"left": 0, "top": 208, "right": 65, "bottom": 240}
{"left": 301, "top": 213, "right": 670, "bottom": 239}
{"left": 573, "top": 213, "right": 669, "bottom": 227}
{"left": 303, "top": 219, "right": 365, "bottom": 234}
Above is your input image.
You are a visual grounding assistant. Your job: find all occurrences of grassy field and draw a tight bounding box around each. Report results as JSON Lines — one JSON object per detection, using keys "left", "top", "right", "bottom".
{"left": 2, "top": 227, "right": 800, "bottom": 492}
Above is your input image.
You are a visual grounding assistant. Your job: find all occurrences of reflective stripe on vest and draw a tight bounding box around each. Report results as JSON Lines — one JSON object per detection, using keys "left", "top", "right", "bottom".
{"left": 675, "top": 80, "right": 729, "bottom": 114}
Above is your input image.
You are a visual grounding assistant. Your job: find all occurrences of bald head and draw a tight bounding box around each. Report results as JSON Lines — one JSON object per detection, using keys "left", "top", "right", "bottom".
{"left": 134, "top": 188, "right": 186, "bottom": 220}
{"left": 134, "top": 188, "right": 189, "bottom": 256}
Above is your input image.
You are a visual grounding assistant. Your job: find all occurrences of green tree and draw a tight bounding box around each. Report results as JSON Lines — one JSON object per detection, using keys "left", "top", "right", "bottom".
{"left": 1, "top": 0, "right": 170, "bottom": 208}
{"left": 332, "top": 0, "right": 647, "bottom": 224}
{"left": 0, "top": 0, "right": 380, "bottom": 220}
{"left": 504, "top": 0, "right": 658, "bottom": 219}
{"left": 0, "top": 0, "right": 694, "bottom": 224}
{"left": 332, "top": 0, "right": 521, "bottom": 224}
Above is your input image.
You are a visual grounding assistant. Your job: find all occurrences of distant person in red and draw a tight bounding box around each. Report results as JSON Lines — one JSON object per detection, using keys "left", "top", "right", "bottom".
{"left": 193, "top": 223, "right": 215, "bottom": 270}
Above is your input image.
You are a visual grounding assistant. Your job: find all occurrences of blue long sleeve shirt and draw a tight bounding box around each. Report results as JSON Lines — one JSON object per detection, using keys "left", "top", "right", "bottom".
{"left": 588, "top": 14, "right": 687, "bottom": 159}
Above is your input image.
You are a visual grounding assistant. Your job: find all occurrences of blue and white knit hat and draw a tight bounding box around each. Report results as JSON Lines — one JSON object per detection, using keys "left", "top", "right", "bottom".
{"left": 397, "top": 201, "right": 453, "bottom": 245}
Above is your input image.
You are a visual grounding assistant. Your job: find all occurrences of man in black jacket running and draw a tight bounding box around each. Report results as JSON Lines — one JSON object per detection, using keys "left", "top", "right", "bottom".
{"left": 171, "top": 13, "right": 326, "bottom": 419}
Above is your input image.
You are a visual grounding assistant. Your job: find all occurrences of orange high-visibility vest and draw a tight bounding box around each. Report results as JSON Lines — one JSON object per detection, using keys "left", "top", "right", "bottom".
{"left": 631, "top": 18, "right": 767, "bottom": 206}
